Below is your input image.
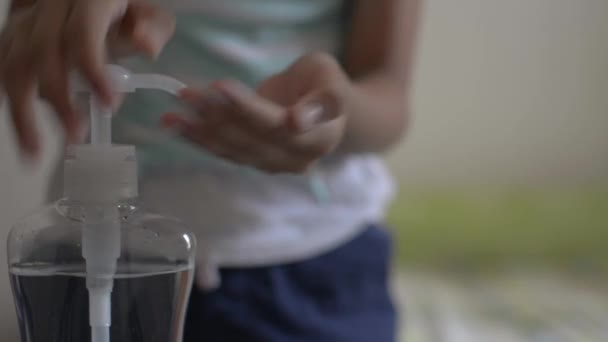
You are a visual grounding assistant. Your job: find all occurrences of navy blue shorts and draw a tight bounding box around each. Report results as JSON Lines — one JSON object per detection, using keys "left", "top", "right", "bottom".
{"left": 183, "top": 225, "right": 397, "bottom": 342}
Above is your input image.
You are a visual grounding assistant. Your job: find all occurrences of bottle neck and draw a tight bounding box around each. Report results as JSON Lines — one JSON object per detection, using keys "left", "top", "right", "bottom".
{"left": 60, "top": 196, "right": 139, "bottom": 206}
{"left": 63, "top": 145, "right": 138, "bottom": 203}
{"left": 63, "top": 183, "right": 138, "bottom": 204}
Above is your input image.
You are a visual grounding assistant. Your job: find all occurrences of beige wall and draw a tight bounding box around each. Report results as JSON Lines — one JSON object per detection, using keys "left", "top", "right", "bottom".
{"left": 0, "top": 0, "right": 607, "bottom": 337}
{"left": 390, "top": 0, "right": 608, "bottom": 187}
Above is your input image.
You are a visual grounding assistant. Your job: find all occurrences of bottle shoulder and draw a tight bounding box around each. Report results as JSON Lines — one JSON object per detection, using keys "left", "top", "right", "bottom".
{"left": 8, "top": 199, "right": 196, "bottom": 271}
{"left": 11, "top": 198, "right": 192, "bottom": 231}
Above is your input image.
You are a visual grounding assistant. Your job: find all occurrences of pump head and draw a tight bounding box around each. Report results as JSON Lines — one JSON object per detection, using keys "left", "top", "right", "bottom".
{"left": 67, "top": 65, "right": 187, "bottom": 342}
{"left": 64, "top": 65, "right": 186, "bottom": 203}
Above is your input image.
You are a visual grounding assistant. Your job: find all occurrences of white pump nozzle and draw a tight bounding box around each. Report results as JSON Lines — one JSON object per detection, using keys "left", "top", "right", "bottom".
{"left": 73, "top": 64, "right": 187, "bottom": 94}
{"left": 69, "top": 65, "right": 186, "bottom": 342}
{"left": 72, "top": 65, "right": 186, "bottom": 146}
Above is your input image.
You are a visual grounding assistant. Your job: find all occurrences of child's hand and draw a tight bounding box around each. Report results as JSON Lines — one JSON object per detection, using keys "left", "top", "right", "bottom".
{"left": 163, "top": 52, "right": 351, "bottom": 174}
{"left": 0, "top": 0, "right": 174, "bottom": 156}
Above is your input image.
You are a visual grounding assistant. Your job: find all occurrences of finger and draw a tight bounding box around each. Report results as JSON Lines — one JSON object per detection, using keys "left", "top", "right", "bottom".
{"left": 287, "top": 86, "right": 345, "bottom": 133}
{"left": 39, "top": 58, "right": 81, "bottom": 143}
{"left": 180, "top": 125, "right": 266, "bottom": 169}
{"left": 6, "top": 75, "right": 40, "bottom": 156}
{"left": 203, "top": 121, "right": 270, "bottom": 164}
{"left": 0, "top": 27, "right": 10, "bottom": 104}
{"left": 68, "top": 0, "right": 127, "bottom": 105}
{"left": 176, "top": 121, "right": 237, "bottom": 160}
{"left": 1, "top": 14, "right": 40, "bottom": 155}
{"left": 160, "top": 112, "right": 213, "bottom": 146}
{"left": 195, "top": 120, "right": 313, "bottom": 173}
{"left": 204, "top": 80, "right": 286, "bottom": 132}
{"left": 30, "top": 0, "right": 82, "bottom": 142}
{"left": 178, "top": 87, "right": 232, "bottom": 125}
{"left": 284, "top": 89, "right": 347, "bottom": 157}
{"left": 177, "top": 86, "right": 329, "bottom": 169}
{"left": 288, "top": 119, "right": 344, "bottom": 158}
{"left": 109, "top": 2, "right": 175, "bottom": 59}
{"left": 0, "top": 7, "right": 34, "bottom": 79}
{"left": 181, "top": 86, "right": 291, "bottom": 149}
{"left": 249, "top": 144, "right": 314, "bottom": 174}
{"left": 163, "top": 112, "right": 313, "bottom": 173}
{"left": 0, "top": 37, "right": 8, "bottom": 108}
{"left": 287, "top": 102, "right": 325, "bottom": 134}
{"left": 31, "top": 0, "right": 72, "bottom": 49}
{"left": 129, "top": 3, "right": 175, "bottom": 58}
{"left": 163, "top": 111, "right": 261, "bottom": 165}
{"left": 160, "top": 112, "right": 190, "bottom": 129}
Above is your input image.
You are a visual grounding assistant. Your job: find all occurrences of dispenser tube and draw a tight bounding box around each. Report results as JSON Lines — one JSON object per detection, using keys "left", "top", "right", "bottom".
{"left": 89, "top": 96, "right": 112, "bottom": 146}
{"left": 92, "top": 326, "right": 111, "bottom": 342}
{"left": 130, "top": 74, "right": 186, "bottom": 95}
{"left": 89, "top": 286, "right": 112, "bottom": 342}
{"left": 82, "top": 207, "right": 121, "bottom": 342}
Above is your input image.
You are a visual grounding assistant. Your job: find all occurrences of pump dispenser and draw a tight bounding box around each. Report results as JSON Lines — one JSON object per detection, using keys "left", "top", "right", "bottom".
{"left": 8, "top": 66, "right": 196, "bottom": 342}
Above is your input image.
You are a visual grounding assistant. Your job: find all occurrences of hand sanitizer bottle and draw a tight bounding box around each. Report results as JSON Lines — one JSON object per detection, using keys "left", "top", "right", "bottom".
{"left": 7, "top": 65, "right": 196, "bottom": 342}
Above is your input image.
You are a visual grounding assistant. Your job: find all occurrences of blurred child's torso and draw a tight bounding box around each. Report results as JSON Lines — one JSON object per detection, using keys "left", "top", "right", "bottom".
{"left": 115, "top": 0, "right": 395, "bottom": 270}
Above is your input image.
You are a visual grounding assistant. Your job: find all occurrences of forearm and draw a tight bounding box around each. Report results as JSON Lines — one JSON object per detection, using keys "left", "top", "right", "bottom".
{"left": 340, "top": 71, "right": 409, "bottom": 154}
{"left": 338, "top": 0, "right": 420, "bottom": 155}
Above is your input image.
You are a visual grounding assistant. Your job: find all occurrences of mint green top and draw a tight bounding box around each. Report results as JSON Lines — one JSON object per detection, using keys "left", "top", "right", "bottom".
{"left": 109, "top": 1, "right": 395, "bottom": 269}
{"left": 114, "top": 0, "right": 347, "bottom": 172}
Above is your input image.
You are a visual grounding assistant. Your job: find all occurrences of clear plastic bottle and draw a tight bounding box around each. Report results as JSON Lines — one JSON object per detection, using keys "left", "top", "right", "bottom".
{"left": 7, "top": 66, "right": 196, "bottom": 342}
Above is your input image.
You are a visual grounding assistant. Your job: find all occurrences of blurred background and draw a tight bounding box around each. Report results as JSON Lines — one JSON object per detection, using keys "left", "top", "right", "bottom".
{"left": 0, "top": 0, "right": 607, "bottom": 341}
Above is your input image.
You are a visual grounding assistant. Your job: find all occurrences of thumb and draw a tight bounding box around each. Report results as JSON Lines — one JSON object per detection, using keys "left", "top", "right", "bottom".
{"left": 108, "top": 2, "right": 175, "bottom": 59}
{"left": 287, "top": 88, "right": 343, "bottom": 133}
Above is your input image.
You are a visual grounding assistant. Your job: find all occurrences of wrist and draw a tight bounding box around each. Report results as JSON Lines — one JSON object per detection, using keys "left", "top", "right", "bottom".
{"left": 336, "top": 76, "right": 409, "bottom": 155}
{"left": 335, "top": 82, "right": 368, "bottom": 154}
